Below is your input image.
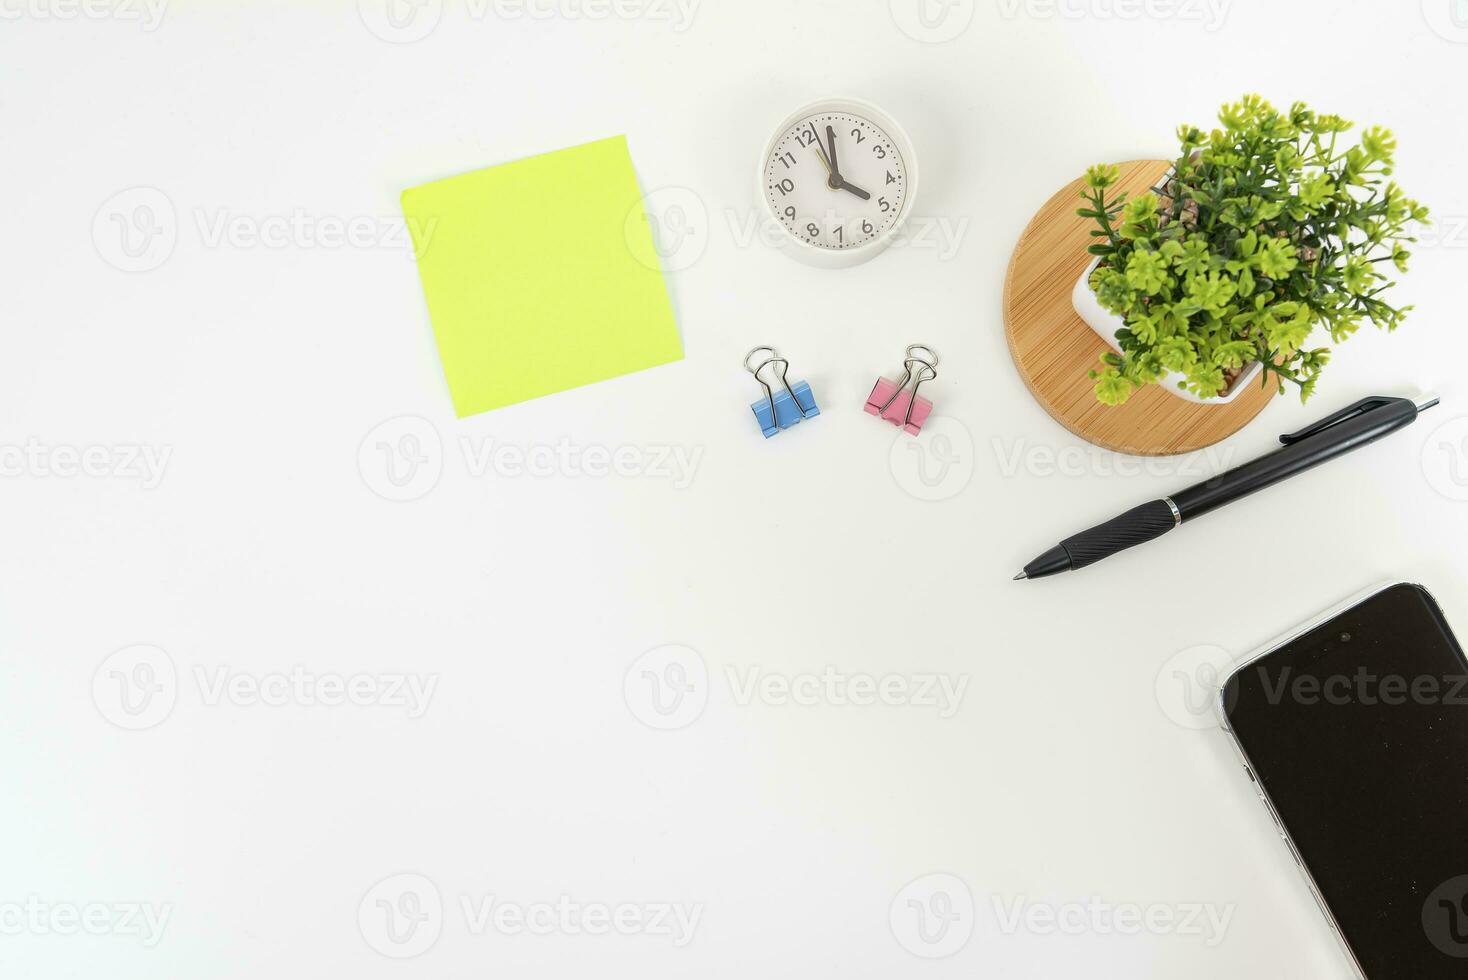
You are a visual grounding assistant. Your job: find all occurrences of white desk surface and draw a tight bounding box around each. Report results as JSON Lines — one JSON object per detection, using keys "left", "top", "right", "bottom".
{"left": 5, "top": 1, "right": 1468, "bottom": 976}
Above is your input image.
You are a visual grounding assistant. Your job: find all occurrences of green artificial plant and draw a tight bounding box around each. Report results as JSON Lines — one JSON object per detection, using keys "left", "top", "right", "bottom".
{"left": 1078, "top": 95, "right": 1429, "bottom": 406}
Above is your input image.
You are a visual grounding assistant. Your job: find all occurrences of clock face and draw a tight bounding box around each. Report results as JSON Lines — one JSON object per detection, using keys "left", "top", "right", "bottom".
{"left": 763, "top": 108, "right": 909, "bottom": 252}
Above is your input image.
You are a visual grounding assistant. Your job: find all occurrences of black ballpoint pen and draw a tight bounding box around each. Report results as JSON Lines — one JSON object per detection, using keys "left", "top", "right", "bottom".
{"left": 1014, "top": 393, "right": 1440, "bottom": 580}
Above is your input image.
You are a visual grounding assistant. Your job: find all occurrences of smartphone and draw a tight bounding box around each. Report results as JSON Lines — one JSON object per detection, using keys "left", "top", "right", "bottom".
{"left": 1218, "top": 582, "right": 1468, "bottom": 979}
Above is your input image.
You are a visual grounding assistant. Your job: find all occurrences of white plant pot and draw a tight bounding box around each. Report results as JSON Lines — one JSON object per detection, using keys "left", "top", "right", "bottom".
{"left": 1072, "top": 255, "right": 1263, "bottom": 405}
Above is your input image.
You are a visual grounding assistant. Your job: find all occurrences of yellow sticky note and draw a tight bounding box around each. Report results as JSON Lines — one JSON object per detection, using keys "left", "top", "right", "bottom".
{"left": 401, "top": 136, "right": 683, "bottom": 417}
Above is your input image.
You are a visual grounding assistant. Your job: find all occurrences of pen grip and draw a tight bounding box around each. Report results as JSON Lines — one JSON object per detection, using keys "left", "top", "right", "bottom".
{"left": 1061, "top": 499, "right": 1178, "bottom": 570}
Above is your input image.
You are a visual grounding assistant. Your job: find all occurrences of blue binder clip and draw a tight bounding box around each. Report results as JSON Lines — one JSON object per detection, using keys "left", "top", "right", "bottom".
{"left": 745, "top": 346, "right": 819, "bottom": 438}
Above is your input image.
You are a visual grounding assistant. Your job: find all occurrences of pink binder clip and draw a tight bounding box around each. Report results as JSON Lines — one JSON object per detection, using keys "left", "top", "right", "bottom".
{"left": 865, "top": 345, "right": 939, "bottom": 436}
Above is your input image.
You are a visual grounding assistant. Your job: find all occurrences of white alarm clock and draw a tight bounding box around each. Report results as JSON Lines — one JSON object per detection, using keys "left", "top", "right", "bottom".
{"left": 757, "top": 97, "right": 918, "bottom": 269}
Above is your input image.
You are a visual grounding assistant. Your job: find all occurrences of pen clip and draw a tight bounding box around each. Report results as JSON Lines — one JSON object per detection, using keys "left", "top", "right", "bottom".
{"left": 1278, "top": 396, "right": 1396, "bottom": 445}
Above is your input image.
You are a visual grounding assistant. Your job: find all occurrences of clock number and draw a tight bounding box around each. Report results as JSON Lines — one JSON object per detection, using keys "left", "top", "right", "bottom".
{"left": 850, "top": 127, "right": 866, "bottom": 145}
{"left": 873, "top": 145, "right": 887, "bottom": 160}
{"left": 862, "top": 220, "right": 874, "bottom": 235}
{"left": 806, "top": 222, "right": 821, "bottom": 239}
{"left": 778, "top": 152, "right": 796, "bottom": 168}
{"left": 774, "top": 178, "right": 794, "bottom": 196}
{"left": 797, "top": 129, "right": 817, "bottom": 148}
{"left": 878, "top": 197, "right": 891, "bottom": 213}
{"left": 784, "top": 206, "right": 796, "bottom": 220}
{"left": 886, "top": 170, "right": 897, "bottom": 185}
{"left": 834, "top": 225, "right": 844, "bottom": 244}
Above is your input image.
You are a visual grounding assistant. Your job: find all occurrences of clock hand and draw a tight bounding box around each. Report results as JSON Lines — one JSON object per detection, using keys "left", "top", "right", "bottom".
{"left": 826, "top": 125, "right": 840, "bottom": 177}
{"left": 805, "top": 123, "right": 845, "bottom": 190}
{"left": 836, "top": 178, "right": 871, "bottom": 201}
{"left": 808, "top": 124, "right": 834, "bottom": 176}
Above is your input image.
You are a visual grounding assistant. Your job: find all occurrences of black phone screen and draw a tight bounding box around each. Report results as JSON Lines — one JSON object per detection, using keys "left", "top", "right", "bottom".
{"left": 1223, "top": 583, "right": 1468, "bottom": 978}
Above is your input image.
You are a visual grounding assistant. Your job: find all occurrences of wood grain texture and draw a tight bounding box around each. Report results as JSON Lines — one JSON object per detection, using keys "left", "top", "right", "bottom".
{"left": 1002, "top": 159, "right": 1275, "bottom": 457}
